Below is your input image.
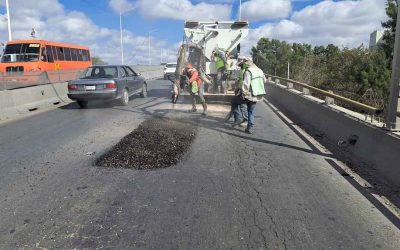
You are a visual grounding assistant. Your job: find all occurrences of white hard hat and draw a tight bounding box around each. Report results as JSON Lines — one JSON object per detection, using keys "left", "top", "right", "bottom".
{"left": 238, "top": 55, "right": 252, "bottom": 61}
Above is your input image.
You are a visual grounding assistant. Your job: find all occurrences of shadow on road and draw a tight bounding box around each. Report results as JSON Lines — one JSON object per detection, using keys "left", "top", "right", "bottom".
{"left": 326, "top": 159, "right": 400, "bottom": 230}
{"left": 263, "top": 98, "right": 400, "bottom": 230}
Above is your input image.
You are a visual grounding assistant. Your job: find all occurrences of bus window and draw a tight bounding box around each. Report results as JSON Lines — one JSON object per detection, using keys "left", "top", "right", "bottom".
{"left": 82, "top": 50, "right": 89, "bottom": 61}
{"left": 77, "top": 49, "right": 83, "bottom": 61}
{"left": 64, "top": 48, "right": 71, "bottom": 61}
{"left": 71, "top": 48, "right": 77, "bottom": 61}
{"left": 46, "top": 45, "right": 54, "bottom": 62}
{"left": 51, "top": 46, "right": 58, "bottom": 61}
{"left": 56, "top": 47, "right": 65, "bottom": 61}
{"left": 1, "top": 43, "right": 40, "bottom": 63}
{"left": 41, "top": 47, "right": 47, "bottom": 62}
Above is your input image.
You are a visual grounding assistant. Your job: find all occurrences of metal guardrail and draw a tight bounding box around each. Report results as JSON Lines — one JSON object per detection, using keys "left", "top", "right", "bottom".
{"left": 265, "top": 74, "right": 383, "bottom": 122}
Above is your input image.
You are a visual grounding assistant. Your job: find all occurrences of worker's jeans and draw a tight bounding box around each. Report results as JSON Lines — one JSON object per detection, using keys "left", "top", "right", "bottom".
{"left": 246, "top": 101, "right": 256, "bottom": 129}
{"left": 191, "top": 84, "right": 206, "bottom": 108}
{"left": 231, "top": 95, "right": 248, "bottom": 121}
{"left": 233, "top": 99, "right": 256, "bottom": 129}
{"left": 217, "top": 69, "right": 226, "bottom": 91}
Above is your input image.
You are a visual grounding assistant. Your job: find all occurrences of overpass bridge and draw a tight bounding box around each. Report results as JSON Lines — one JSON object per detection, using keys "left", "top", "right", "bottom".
{"left": 0, "top": 67, "right": 399, "bottom": 248}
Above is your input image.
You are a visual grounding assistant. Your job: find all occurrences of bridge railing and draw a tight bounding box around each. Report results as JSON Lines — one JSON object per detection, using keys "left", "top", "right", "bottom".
{"left": 264, "top": 74, "right": 392, "bottom": 122}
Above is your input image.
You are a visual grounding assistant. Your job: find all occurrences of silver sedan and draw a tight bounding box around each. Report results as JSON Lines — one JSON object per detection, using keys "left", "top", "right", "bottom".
{"left": 67, "top": 65, "right": 147, "bottom": 108}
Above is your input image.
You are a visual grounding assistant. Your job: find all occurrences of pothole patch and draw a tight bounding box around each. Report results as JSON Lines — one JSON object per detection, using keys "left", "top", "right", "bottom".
{"left": 96, "top": 117, "right": 197, "bottom": 169}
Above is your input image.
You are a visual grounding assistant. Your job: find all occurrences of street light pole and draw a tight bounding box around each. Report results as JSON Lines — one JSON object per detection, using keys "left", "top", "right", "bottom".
{"left": 6, "top": 0, "right": 12, "bottom": 41}
{"left": 239, "top": 0, "right": 242, "bottom": 21}
{"left": 148, "top": 29, "right": 157, "bottom": 65}
{"left": 119, "top": 13, "right": 124, "bottom": 65}
{"left": 387, "top": 4, "right": 400, "bottom": 131}
{"left": 148, "top": 32, "right": 151, "bottom": 65}
{"left": 287, "top": 61, "right": 290, "bottom": 79}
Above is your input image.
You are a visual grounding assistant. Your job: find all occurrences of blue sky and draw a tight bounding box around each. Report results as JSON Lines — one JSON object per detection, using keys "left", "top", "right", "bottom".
{"left": 60, "top": 0, "right": 322, "bottom": 46}
{"left": 0, "top": 0, "right": 388, "bottom": 64}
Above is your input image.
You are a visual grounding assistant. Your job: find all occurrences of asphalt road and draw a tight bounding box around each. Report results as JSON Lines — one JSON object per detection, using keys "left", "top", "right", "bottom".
{"left": 0, "top": 80, "right": 399, "bottom": 249}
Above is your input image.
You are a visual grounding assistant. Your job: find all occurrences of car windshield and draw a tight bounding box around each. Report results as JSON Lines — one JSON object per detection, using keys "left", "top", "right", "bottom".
{"left": 81, "top": 66, "right": 118, "bottom": 79}
{"left": 1, "top": 43, "right": 41, "bottom": 63}
{"left": 166, "top": 64, "right": 177, "bottom": 68}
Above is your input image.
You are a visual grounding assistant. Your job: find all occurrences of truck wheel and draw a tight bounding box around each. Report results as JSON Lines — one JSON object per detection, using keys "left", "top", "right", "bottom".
{"left": 140, "top": 83, "right": 148, "bottom": 98}
{"left": 77, "top": 100, "right": 88, "bottom": 109}
{"left": 120, "top": 88, "right": 129, "bottom": 106}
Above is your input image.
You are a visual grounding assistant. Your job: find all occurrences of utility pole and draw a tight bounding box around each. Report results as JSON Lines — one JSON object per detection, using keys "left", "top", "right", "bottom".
{"left": 119, "top": 13, "right": 124, "bottom": 65}
{"left": 287, "top": 62, "right": 290, "bottom": 79}
{"left": 6, "top": 0, "right": 12, "bottom": 41}
{"left": 387, "top": 4, "right": 400, "bottom": 131}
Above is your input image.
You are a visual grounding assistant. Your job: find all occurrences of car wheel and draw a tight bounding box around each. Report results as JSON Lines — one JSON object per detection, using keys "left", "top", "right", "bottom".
{"left": 120, "top": 88, "right": 129, "bottom": 106}
{"left": 77, "top": 100, "right": 88, "bottom": 109}
{"left": 140, "top": 83, "right": 148, "bottom": 98}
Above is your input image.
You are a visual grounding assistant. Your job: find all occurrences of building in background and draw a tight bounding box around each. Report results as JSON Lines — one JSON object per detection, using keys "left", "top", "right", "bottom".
{"left": 369, "top": 30, "right": 383, "bottom": 49}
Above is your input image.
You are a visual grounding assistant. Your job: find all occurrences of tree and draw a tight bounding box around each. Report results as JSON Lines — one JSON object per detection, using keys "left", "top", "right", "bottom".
{"left": 382, "top": 0, "right": 398, "bottom": 60}
{"left": 92, "top": 56, "right": 107, "bottom": 65}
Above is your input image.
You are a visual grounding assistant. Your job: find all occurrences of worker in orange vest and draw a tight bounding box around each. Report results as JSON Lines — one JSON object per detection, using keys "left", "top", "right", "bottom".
{"left": 185, "top": 64, "right": 207, "bottom": 115}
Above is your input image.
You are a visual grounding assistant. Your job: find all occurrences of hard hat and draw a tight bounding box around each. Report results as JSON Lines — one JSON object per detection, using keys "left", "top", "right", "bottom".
{"left": 238, "top": 55, "right": 252, "bottom": 62}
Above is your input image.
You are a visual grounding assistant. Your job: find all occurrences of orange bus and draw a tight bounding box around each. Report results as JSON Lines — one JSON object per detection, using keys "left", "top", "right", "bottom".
{"left": 0, "top": 40, "right": 92, "bottom": 84}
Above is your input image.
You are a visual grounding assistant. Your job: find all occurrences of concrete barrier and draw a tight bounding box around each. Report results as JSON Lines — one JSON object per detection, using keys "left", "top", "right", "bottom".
{"left": 0, "top": 82, "right": 68, "bottom": 121}
{"left": 0, "top": 65, "right": 165, "bottom": 121}
{"left": 266, "top": 81, "right": 400, "bottom": 187}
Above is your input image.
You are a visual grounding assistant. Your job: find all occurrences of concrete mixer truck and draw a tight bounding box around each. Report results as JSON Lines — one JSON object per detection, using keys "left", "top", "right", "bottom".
{"left": 171, "top": 20, "right": 249, "bottom": 103}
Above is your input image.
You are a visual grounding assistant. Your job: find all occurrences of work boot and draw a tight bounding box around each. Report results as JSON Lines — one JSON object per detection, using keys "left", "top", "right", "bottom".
{"left": 189, "top": 105, "right": 197, "bottom": 113}
{"left": 201, "top": 103, "right": 207, "bottom": 116}
{"left": 232, "top": 120, "right": 242, "bottom": 127}
{"left": 245, "top": 127, "right": 253, "bottom": 134}
{"left": 224, "top": 111, "right": 233, "bottom": 122}
{"left": 239, "top": 118, "right": 248, "bottom": 127}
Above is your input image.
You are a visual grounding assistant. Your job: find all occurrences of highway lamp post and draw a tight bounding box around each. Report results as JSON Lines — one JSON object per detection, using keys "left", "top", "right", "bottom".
{"left": 239, "top": 0, "right": 242, "bottom": 21}
{"left": 272, "top": 45, "right": 277, "bottom": 76}
{"left": 287, "top": 48, "right": 294, "bottom": 79}
{"left": 119, "top": 13, "right": 124, "bottom": 65}
{"left": 148, "top": 29, "right": 157, "bottom": 65}
{"left": 6, "top": 0, "right": 12, "bottom": 41}
{"left": 287, "top": 62, "right": 290, "bottom": 79}
{"left": 387, "top": 4, "right": 400, "bottom": 131}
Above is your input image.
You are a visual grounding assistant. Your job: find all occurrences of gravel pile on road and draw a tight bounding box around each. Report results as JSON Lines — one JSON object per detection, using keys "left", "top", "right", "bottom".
{"left": 97, "top": 117, "right": 197, "bottom": 169}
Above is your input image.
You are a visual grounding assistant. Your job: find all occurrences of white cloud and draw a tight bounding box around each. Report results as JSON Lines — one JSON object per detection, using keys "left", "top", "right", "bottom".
{"left": 0, "top": 0, "right": 178, "bottom": 65}
{"left": 241, "top": 0, "right": 387, "bottom": 53}
{"left": 109, "top": 0, "right": 135, "bottom": 14}
{"left": 241, "top": 0, "right": 292, "bottom": 21}
{"left": 134, "top": 0, "right": 232, "bottom": 21}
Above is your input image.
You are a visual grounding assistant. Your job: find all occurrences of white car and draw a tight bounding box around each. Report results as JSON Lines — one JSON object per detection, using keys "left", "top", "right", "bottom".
{"left": 163, "top": 63, "right": 177, "bottom": 79}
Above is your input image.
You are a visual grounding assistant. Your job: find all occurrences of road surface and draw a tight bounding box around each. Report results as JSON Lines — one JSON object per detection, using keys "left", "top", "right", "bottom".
{"left": 0, "top": 80, "right": 399, "bottom": 249}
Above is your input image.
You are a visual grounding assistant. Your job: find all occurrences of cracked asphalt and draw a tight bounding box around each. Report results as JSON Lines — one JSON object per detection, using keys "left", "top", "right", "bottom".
{"left": 0, "top": 80, "right": 399, "bottom": 249}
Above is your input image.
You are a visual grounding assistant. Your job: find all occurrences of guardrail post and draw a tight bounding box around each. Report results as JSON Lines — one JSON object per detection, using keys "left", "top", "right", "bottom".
{"left": 325, "top": 96, "right": 335, "bottom": 105}
{"left": 287, "top": 82, "right": 293, "bottom": 89}
{"left": 276, "top": 78, "right": 280, "bottom": 85}
{"left": 302, "top": 87, "right": 310, "bottom": 95}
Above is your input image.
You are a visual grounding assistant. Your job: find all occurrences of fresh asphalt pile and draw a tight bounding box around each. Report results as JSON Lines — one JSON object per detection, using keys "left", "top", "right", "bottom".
{"left": 97, "top": 117, "right": 197, "bottom": 169}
